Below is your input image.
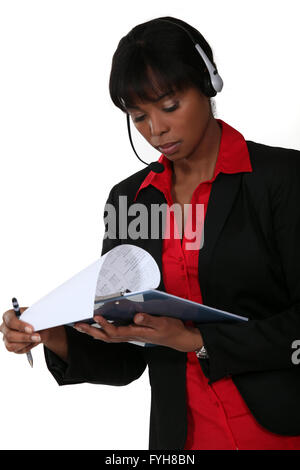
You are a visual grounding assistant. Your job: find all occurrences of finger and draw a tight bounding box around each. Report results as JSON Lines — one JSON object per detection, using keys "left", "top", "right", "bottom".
{"left": 2, "top": 325, "right": 41, "bottom": 344}
{"left": 93, "top": 315, "right": 157, "bottom": 342}
{"left": 93, "top": 315, "right": 139, "bottom": 337}
{"left": 3, "top": 339, "right": 32, "bottom": 353}
{"left": 74, "top": 322, "right": 112, "bottom": 341}
{"left": 93, "top": 315, "right": 122, "bottom": 334}
{"left": 133, "top": 313, "right": 157, "bottom": 328}
{"left": 3, "top": 309, "right": 34, "bottom": 334}
{"left": 75, "top": 320, "right": 136, "bottom": 342}
{"left": 17, "top": 342, "right": 40, "bottom": 354}
{"left": 94, "top": 314, "right": 154, "bottom": 332}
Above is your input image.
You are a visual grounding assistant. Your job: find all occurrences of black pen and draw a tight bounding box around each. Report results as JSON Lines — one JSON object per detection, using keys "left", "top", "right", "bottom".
{"left": 12, "top": 297, "right": 33, "bottom": 368}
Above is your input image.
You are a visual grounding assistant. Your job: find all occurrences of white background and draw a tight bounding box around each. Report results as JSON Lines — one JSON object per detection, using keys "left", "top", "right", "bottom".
{"left": 0, "top": 0, "right": 299, "bottom": 450}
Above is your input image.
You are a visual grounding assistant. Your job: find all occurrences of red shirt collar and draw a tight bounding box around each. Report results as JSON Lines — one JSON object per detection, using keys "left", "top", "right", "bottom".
{"left": 133, "top": 119, "right": 252, "bottom": 202}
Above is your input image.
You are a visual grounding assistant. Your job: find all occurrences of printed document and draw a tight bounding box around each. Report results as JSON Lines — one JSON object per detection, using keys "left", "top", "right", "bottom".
{"left": 20, "top": 245, "right": 160, "bottom": 331}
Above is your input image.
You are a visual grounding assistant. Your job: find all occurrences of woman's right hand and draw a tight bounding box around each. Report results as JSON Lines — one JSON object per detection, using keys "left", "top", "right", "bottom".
{"left": 0, "top": 308, "right": 51, "bottom": 355}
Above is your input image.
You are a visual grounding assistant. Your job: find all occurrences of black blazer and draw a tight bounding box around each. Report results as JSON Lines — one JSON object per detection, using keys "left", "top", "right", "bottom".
{"left": 44, "top": 140, "right": 300, "bottom": 450}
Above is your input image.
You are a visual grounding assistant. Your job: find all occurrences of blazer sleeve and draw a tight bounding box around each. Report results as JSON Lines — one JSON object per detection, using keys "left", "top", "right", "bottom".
{"left": 44, "top": 185, "right": 147, "bottom": 386}
{"left": 198, "top": 152, "right": 300, "bottom": 383}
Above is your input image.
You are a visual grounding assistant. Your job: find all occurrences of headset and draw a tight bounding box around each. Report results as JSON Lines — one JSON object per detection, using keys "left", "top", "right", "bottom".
{"left": 126, "top": 19, "right": 223, "bottom": 173}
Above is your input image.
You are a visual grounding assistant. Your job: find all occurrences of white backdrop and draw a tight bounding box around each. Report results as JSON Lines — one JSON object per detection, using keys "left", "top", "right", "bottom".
{"left": 0, "top": 0, "right": 299, "bottom": 450}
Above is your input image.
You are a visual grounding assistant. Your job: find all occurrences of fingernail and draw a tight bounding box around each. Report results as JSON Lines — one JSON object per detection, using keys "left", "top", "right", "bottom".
{"left": 31, "top": 335, "right": 41, "bottom": 342}
{"left": 135, "top": 315, "right": 143, "bottom": 323}
{"left": 75, "top": 326, "right": 84, "bottom": 333}
{"left": 25, "top": 327, "right": 33, "bottom": 334}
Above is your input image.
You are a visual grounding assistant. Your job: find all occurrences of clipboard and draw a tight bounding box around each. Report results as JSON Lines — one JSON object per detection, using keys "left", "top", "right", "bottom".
{"left": 68, "top": 289, "right": 248, "bottom": 327}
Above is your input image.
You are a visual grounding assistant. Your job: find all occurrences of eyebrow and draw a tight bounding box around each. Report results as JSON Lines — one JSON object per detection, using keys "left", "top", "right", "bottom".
{"left": 126, "top": 91, "right": 175, "bottom": 110}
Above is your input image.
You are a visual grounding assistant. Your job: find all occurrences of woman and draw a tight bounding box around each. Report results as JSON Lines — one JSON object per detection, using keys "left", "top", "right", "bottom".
{"left": 1, "top": 16, "right": 300, "bottom": 450}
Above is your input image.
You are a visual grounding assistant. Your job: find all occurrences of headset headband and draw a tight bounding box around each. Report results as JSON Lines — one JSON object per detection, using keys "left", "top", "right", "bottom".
{"left": 155, "top": 18, "right": 223, "bottom": 94}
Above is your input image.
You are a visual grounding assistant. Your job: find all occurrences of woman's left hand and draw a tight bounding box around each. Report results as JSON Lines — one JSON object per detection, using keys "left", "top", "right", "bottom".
{"left": 74, "top": 313, "right": 203, "bottom": 353}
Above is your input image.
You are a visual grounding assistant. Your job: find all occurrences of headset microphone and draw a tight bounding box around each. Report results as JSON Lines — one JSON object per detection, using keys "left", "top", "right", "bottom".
{"left": 148, "top": 161, "right": 165, "bottom": 173}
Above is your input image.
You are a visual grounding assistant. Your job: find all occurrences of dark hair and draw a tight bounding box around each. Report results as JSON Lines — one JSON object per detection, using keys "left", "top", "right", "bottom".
{"left": 109, "top": 16, "right": 218, "bottom": 113}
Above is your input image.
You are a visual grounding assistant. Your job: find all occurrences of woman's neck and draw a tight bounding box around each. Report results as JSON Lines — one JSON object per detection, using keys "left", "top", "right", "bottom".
{"left": 172, "top": 118, "right": 222, "bottom": 185}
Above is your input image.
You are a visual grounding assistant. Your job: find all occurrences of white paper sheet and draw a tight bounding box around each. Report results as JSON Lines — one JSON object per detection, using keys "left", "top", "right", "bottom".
{"left": 20, "top": 245, "right": 161, "bottom": 332}
{"left": 95, "top": 244, "right": 161, "bottom": 297}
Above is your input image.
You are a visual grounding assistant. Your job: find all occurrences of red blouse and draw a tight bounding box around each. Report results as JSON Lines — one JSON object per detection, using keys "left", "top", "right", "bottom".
{"left": 134, "top": 119, "right": 300, "bottom": 450}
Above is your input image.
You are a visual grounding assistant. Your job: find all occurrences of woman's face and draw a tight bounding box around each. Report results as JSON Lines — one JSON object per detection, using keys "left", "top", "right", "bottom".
{"left": 126, "top": 86, "right": 213, "bottom": 163}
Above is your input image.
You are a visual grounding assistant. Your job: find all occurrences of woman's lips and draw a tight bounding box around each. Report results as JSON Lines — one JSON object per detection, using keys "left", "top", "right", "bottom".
{"left": 158, "top": 141, "right": 181, "bottom": 156}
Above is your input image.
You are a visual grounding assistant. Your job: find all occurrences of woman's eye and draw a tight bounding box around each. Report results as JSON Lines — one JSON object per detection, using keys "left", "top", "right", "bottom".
{"left": 133, "top": 115, "right": 145, "bottom": 123}
{"left": 163, "top": 103, "right": 179, "bottom": 112}
{"left": 132, "top": 102, "right": 179, "bottom": 123}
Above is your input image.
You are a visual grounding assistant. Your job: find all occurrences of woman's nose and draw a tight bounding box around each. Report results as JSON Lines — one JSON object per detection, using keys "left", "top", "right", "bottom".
{"left": 148, "top": 114, "right": 169, "bottom": 136}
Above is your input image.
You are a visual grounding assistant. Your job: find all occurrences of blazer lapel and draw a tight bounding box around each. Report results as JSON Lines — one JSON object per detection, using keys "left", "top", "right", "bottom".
{"left": 130, "top": 185, "right": 167, "bottom": 292}
{"left": 198, "top": 172, "right": 243, "bottom": 303}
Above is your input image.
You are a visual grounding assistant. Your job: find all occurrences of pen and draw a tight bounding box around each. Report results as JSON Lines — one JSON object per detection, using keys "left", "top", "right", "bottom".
{"left": 12, "top": 297, "right": 33, "bottom": 368}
